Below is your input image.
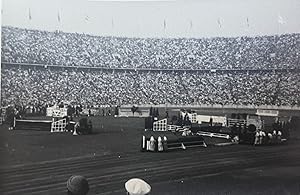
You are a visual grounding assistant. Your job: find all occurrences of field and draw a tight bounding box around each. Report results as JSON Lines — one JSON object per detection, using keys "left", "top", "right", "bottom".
{"left": 0, "top": 116, "right": 300, "bottom": 195}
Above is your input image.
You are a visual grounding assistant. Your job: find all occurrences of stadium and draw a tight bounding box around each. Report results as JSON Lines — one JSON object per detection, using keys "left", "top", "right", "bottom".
{"left": 1, "top": 0, "right": 300, "bottom": 194}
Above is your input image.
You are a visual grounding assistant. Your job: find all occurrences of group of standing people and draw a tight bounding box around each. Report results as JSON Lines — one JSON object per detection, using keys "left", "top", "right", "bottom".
{"left": 254, "top": 130, "right": 283, "bottom": 145}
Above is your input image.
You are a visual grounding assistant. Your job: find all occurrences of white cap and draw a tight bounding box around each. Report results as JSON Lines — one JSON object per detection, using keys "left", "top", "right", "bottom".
{"left": 125, "top": 178, "right": 151, "bottom": 195}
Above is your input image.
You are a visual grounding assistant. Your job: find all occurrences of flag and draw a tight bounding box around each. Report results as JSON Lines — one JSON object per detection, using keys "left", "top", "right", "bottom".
{"left": 85, "top": 15, "right": 89, "bottom": 22}
{"left": 217, "top": 18, "right": 222, "bottom": 28}
{"left": 57, "top": 11, "right": 61, "bottom": 23}
{"left": 163, "top": 19, "right": 166, "bottom": 30}
{"left": 29, "top": 8, "right": 32, "bottom": 20}
{"left": 246, "top": 17, "right": 249, "bottom": 27}
{"left": 190, "top": 20, "right": 193, "bottom": 30}
{"left": 278, "top": 14, "right": 286, "bottom": 24}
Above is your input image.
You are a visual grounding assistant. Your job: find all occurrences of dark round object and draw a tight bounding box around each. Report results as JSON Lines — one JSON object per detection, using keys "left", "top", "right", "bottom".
{"left": 248, "top": 124, "right": 256, "bottom": 133}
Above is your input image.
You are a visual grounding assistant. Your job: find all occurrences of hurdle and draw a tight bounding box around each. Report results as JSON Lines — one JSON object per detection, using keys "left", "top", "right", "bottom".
{"left": 51, "top": 118, "right": 68, "bottom": 132}
{"left": 153, "top": 118, "right": 168, "bottom": 131}
{"left": 196, "top": 131, "right": 230, "bottom": 139}
{"left": 190, "top": 113, "right": 197, "bottom": 123}
{"left": 167, "top": 125, "right": 181, "bottom": 132}
{"left": 14, "top": 119, "right": 52, "bottom": 131}
{"left": 167, "top": 136, "right": 207, "bottom": 150}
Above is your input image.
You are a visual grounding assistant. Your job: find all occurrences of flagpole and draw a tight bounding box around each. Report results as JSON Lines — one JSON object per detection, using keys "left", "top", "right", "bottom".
{"left": 217, "top": 17, "right": 222, "bottom": 36}
{"left": 163, "top": 19, "right": 166, "bottom": 38}
{"left": 246, "top": 17, "right": 250, "bottom": 37}
{"left": 57, "top": 10, "right": 61, "bottom": 31}
{"left": 28, "top": 8, "right": 32, "bottom": 28}
{"left": 189, "top": 19, "right": 193, "bottom": 38}
{"left": 111, "top": 17, "right": 114, "bottom": 36}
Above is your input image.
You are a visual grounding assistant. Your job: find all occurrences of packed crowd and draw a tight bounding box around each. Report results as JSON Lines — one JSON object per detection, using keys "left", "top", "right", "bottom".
{"left": 2, "top": 26, "right": 299, "bottom": 70}
{"left": 1, "top": 67, "right": 299, "bottom": 107}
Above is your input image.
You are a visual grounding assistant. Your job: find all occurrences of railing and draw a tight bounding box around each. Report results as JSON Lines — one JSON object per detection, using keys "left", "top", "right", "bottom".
{"left": 120, "top": 104, "right": 300, "bottom": 111}
{"left": 2, "top": 62, "right": 300, "bottom": 72}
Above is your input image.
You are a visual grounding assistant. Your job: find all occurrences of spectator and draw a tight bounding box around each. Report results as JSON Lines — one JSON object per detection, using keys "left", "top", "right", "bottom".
{"left": 125, "top": 178, "right": 151, "bottom": 195}
{"left": 1, "top": 67, "right": 300, "bottom": 107}
{"left": 1, "top": 26, "right": 300, "bottom": 108}
{"left": 1, "top": 26, "right": 299, "bottom": 70}
{"left": 66, "top": 175, "right": 89, "bottom": 195}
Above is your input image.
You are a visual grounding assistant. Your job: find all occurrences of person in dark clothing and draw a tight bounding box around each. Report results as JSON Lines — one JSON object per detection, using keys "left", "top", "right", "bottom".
{"left": 67, "top": 175, "right": 89, "bottom": 195}
{"left": 6, "top": 106, "right": 16, "bottom": 130}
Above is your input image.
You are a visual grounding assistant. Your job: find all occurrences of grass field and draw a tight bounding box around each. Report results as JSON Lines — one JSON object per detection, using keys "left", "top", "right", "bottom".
{"left": 0, "top": 116, "right": 300, "bottom": 195}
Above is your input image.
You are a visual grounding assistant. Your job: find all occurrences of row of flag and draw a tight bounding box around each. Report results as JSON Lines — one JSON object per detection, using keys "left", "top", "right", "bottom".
{"left": 28, "top": 8, "right": 62, "bottom": 22}
{"left": 26, "top": 8, "right": 287, "bottom": 28}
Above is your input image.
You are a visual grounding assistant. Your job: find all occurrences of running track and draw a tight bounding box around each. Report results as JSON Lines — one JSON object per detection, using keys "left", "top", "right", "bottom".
{"left": 1, "top": 141, "right": 300, "bottom": 195}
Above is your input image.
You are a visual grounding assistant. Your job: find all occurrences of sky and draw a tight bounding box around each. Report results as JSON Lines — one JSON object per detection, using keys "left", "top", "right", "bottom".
{"left": 1, "top": 0, "right": 300, "bottom": 38}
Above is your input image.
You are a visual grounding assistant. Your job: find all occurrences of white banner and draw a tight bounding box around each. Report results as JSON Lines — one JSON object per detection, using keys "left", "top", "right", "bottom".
{"left": 256, "top": 109, "right": 279, "bottom": 117}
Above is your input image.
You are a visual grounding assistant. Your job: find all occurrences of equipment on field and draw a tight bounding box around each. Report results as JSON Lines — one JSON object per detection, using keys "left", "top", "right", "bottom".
{"left": 157, "top": 136, "right": 163, "bottom": 152}
{"left": 14, "top": 119, "right": 52, "bottom": 131}
{"left": 73, "top": 122, "right": 79, "bottom": 136}
{"left": 196, "top": 131, "right": 230, "bottom": 139}
{"left": 153, "top": 118, "right": 167, "bottom": 131}
{"left": 141, "top": 135, "right": 147, "bottom": 152}
{"left": 149, "top": 136, "right": 156, "bottom": 152}
{"left": 51, "top": 117, "right": 68, "bottom": 132}
{"left": 167, "top": 135, "right": 206, "bottom": 150}
{"left": 141, "top": 134, "right": 206, "bottom": 152}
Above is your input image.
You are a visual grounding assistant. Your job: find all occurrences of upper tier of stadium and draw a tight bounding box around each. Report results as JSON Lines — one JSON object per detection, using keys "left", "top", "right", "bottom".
{"left": 1, "top": 26, "right": 300, "bottom": 70}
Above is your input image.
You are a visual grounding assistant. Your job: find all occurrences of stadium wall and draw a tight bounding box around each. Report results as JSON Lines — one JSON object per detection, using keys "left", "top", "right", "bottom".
{"left": 120, "top": 104, "right": 300, "bottom": 117}
{"left": 2, "top": 62, "right": 300, "bottom": 73}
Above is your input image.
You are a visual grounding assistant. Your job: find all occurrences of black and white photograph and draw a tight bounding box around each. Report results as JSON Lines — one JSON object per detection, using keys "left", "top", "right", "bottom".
{"left": 0, "top": 0, "right": 300, "bottom": 194}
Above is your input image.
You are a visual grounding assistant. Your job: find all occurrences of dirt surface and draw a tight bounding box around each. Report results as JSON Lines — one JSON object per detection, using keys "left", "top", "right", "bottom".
{"left": 0, "top": 116, "right": 300, "bottom": 195}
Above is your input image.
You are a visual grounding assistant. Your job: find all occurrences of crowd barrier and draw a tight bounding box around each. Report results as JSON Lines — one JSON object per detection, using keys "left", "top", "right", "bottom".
{"left": 120, "top": 104, "right": 300, "bottom": 111}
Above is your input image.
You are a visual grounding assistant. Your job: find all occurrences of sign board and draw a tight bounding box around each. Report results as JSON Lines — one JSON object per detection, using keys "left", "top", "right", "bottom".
{"left": 256, "top": 109, "right": 279, "bottom": 117}
{"left": 46, "top": 107, "right": 67, "bottom": 117}
{"left": 196, "top": 115, "right": 227, "bottom": 126}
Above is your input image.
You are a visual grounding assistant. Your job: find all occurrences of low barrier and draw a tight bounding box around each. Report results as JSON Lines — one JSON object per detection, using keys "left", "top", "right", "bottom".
{"left": 14, "top": 119, "right": 52, "bottom": 131}
{"left": 167, "top": 125, "right": 181, "bottom": 132}
{"left": 196, "top": 131, "right": 230, "bottom": 139}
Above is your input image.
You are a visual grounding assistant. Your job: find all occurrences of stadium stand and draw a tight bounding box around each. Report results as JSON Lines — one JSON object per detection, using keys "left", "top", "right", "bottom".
{"left": 1, "top": 26, "right": 300, "bottom": 70}
{"left": 1, "top": 26, "right": 300, "bottom": 109}
{"left": 1, "top": 67, "right": 300, "bottom": 107}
